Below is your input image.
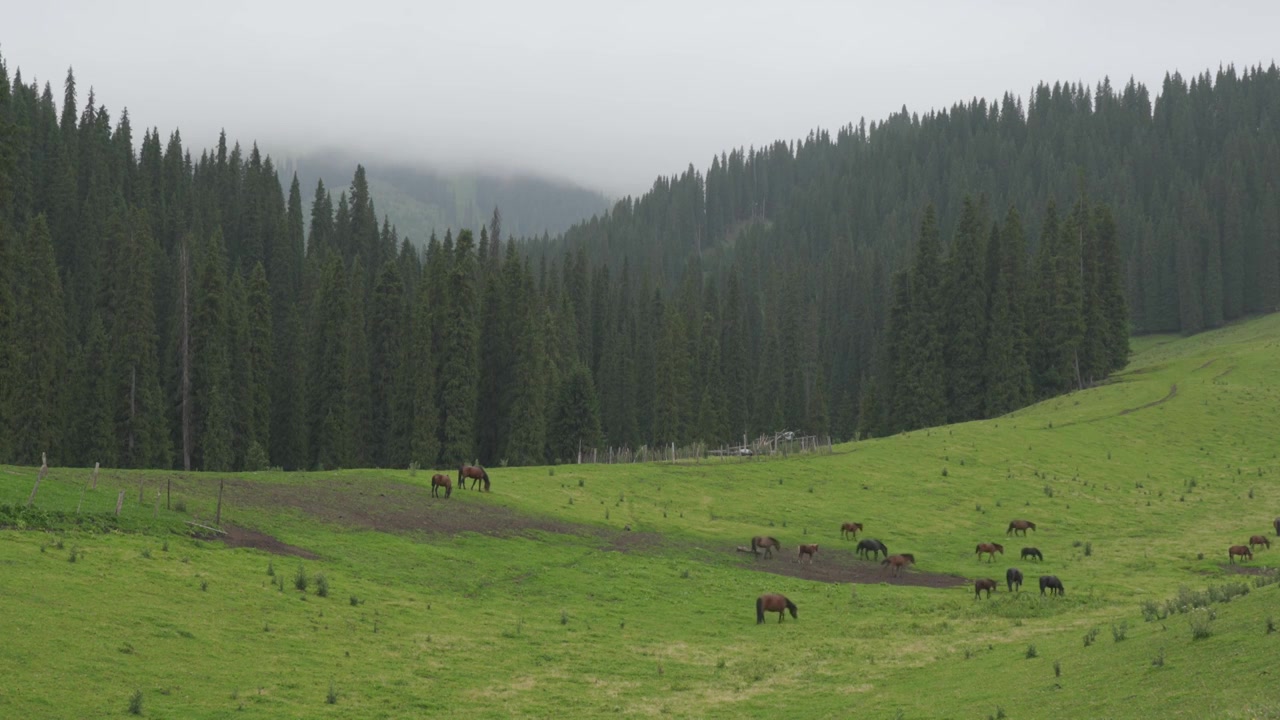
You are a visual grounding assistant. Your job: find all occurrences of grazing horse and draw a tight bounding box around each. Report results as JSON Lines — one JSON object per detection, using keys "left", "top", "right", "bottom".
{"left": 1006, "top": 520, "right": 1037, "bottom": 536}
{"left": 756, "top": 593, "right": 798, "bottom": 624}
{"left": 975, "top": 542, "right": 1004, "bottom": 562}
{"left": 856, "top": 538, "right": 888, "bottom": 561}
{"left": 430, "top": 473, "right": 452, "bottom": 498}
{"left": 751, "top": 536, "right": 782, "bottom": 559}
{"left": 881, "top": 554, "right": 915, "bottom": 576}
{"left": 840, "top": 522, "right": 864, "bottom": 540}
{"left": 1020, "top": 547, "right": 1043, "bottom": 561}
{"left": 1249, "top": 535, "right": 1271, "bottom": 550}
{"left": 974, "top": 578, "right": 998, "bottom": 599}
{"left": 1006, "top": 567, "right": 1024, "bottom": 593}
{"left": 797, "top": 544, "right": 819, "bottom": 563}
{"left": 1228, "top": 545, "right": 1253, "bottom": 563}
{"left": 1039, "top": 575, "right": 1064, "bottom": 596}
{"left": 458, "top": 464, "right": 490, "bottom": 491}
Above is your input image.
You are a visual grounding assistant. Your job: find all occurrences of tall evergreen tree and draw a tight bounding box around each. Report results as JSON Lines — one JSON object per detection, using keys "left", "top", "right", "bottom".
{"left": 547, "top": 362, "right": 602, "bottom": 462}
{"left": 192, "top": 228, "right": 232, "bottom": 471}
{"left": 899, "top": 206, "right": 947, "bottom": 429}
{"left": 438, "top": 230, "right": 480, "bottom": 465}
{"left": 10, "top": 216, "right": 67, "bottom": 464}
{"left": 943, "top": 196, "right": 989, "bottom": 421}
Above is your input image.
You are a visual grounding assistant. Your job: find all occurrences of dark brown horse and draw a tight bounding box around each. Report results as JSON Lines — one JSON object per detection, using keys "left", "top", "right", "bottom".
{"left": 752, "top": 536, "right": 782, "bottom": 559}
{"left": 1228, "top": 545, "right": 1253, "bottom": 563}
{"left": 756, "top": 593, "right": 798, "bottom": 624}
{"left": 430, "top": 473, "right": 452, "bottom": 498}
{"left": 975, "top": 542, "right": 1004, "bottom": 562}
{"left": 458, "top": 464, "right": 490, "bottom": 491}
{"left": 1006, "top": 520, "right": 1037, "bottom": 536}
{"left": 797, "top": 544, "right": 819, "bottom": 563}
{"left": 1039, "top": 575, "right": 1064, "bottom": 596}
{"left": 840, "top": 522, "right": 864, "bottom": 540}
{"left": 882, "top": 553, "right": 915, "bottom": 576}
{"left": 1020, "top": 547, "right": 1043, "bottom": 561}
{"left": 974, "top": 578, "right": 997, "bottom": 599}
{"left": 1249, "top": 535, "right": 1271, "bottom": 550}
{"left": 1006, "top": 567, "right": 1023, "bottom": 593}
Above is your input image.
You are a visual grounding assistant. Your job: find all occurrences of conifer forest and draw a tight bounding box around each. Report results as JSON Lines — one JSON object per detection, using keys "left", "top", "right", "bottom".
{"left": 1, "top": 56, "right": 1278, "bottom": 471}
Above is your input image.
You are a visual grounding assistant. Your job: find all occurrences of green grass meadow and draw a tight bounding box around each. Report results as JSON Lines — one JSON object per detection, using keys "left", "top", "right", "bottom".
{"left": 4, "top": 314, "right": 1280, "bottom": 718}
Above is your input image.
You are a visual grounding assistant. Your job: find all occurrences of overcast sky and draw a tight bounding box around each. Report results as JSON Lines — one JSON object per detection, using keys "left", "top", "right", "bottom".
{"left": 4, "top": 1, "right": 1278, "bottom": 197}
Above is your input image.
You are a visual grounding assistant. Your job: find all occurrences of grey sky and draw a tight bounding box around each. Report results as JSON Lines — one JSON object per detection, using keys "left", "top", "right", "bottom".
{"left": 4, "top": 1, "right": 1278, "bottom": 197}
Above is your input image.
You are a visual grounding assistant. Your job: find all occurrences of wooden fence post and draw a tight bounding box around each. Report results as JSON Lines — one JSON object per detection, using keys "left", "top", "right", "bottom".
{"left": 91, "top": 462, "right": 100, "bottom": 490}
{"left": 76, "top": 483, "right": 87, "bottom": 513}
{"left": 26, "top": 452, "right": 50, "bottom": 508}
{"left": 138, "top": 477, "right": 145, "bottom": 504}
{"left": 153, "top": 491, "right": 160, "bottom": 518}
{"left": 115, "top": 490, "right": 125, "bottom": 516}
{"left": 167, "top": 478, "right": 171, "bottom": 510}
{"left": 215, "top": 479, "right": 224, "bottom": 526}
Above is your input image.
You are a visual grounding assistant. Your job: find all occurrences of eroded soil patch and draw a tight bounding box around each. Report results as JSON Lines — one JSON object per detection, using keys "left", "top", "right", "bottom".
{"left": 729, "top": 545, "right": 968, "bottom": 589}
{"left": 219, "top": 524, "right": 319, "bottom": 559}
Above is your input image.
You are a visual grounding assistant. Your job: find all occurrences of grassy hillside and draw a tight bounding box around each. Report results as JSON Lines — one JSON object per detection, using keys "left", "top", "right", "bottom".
{"left": 4, "top": 315, "right": 1280, "bottom": 718}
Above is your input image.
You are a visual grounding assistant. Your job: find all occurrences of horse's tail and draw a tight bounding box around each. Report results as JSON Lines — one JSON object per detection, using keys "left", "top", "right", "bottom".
{"left": 756, "top": 596, "right": 764, "bottom": 624}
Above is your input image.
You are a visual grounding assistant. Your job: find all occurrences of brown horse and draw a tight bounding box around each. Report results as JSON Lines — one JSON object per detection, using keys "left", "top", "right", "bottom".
{"left": 430, "top": 473, "right": 452, "bottom": 498}
{"left": 882, "top": 553, "right": 916, "bottom": 576}
{"left": 797, "top": 544, "right": 819, "bottom": 563}
{"left": 1229, "top": 545, "right": 1253, "bottom": 563}
{"left": 840, "top": 522, "right": 864, "bottom": 540}
{"left": 1006, "top": 520, "right": 1036, "bottom": 536}
{"left": 974, "top": 578, "right": 997, "bottom": 599}
{"left": 752, "top": 536, "right": 782, "bottom": 559}
{"left": 756, "top": 593, "right": 798, "bottom": 624}
{"left": 458, "top": 464, "right": 490, "bottom": 491}
{"left": 975, "top": 542, "right": 1004, "bottom": 562}
{"left": 1249, "top": 535, "right": 1271, "bottom": 550}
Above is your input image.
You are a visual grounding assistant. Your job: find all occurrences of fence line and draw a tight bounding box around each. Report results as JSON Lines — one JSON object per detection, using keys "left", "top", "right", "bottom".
{"left": 573, "top": 434, "right": 834, "bottom": 465}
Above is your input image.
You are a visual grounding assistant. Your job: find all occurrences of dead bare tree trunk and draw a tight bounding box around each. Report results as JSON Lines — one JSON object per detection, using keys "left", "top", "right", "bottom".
{"left": 26, "top": 452, "right": 49, "bottom": 508}
{"left": 179, "top": 238, "right": 193, "bottom": 472}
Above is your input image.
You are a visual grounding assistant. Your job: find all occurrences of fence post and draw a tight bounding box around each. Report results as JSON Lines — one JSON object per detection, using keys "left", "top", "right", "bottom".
{"left": 215, "top": 479, "right": 224, "bottom": 526}
{"left": 115, "top": 490, "right": 125, "bottom": 516}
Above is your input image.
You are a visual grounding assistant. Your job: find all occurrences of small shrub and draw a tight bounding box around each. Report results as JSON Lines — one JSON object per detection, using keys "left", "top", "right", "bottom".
{"left": 604, "top": 509, "right": 610, "bottom": 520}
{"left": 1197, "top": 552, "right": 1204, "bottom": 561}
{"left": 326, "top": 680, "right": 337, "bottom": 705}
{"left": 174, "top": 500, "right": 187, "bottom": 513}
{"left": 1025, "top": 644, "right": 1038, "bottom": 659}
{"left": 267, "top": 561, "right": 274, "bottom": 577}
{"left": 577, "top": 478, "right": 583, "bottom": 487}
{"left": 55, "top": 538, "right": 65, "bottom": 550}
{"left": 567, "top": 497, "right": 574, "bottom": 505}
{"left": 1072, "top": 540, "right": 1082, "bottom": 548}
{"left": 141, "top": 548, "right": 152, "bottom": 559}
{"left": 1188, "top": 609, "right": 1213, "bottom": 640}
{"left": 294, "top": 566, "right": 308, "bottom": 592}
{"left": 1043, "top": 485, "right": 1054, "bottom": 498}
{"left": 200, "top": 580, "right": 208, "bottom": 592}
{"left": 716, "top": 658, "right": 726, "bottom": 669}
{"left": 548, "top": 467, "right": 556, "bottom": 477}
{"left": 408, "top": 461, "right": 419, "bottom": 477}
{"left": 1084, "top": 542, "right": 1093, "bottom": 557}
{"left": 1141, "top": 600, "right": 1161, "bottom": 622}
{"left": 1266, "top": 616, "right": 1275, "bottom": 634}
{"left": 1249, "top": 487, "right": 1255, "bottom": 499}
{"left": 1152, "top": 647, "right": 1166, "bottom": 667}
{"left": 680, "top": 569, "right": 690, "bottom": 579}
{"left": 129, "top": 689, "right": 143, "bottom": 715}
{"left": 942, "top": 467, "right": 949, "bottom": 477}
{"left": 560, "top": 610, "right": 569, "bottom": 625}
{"left": 315, "top": 574, "right": 329, "bottom": 598}
{"left": 161, "top": 540, "right": 169, "bottom": 552}
{"left": 350, "top": 595, "right": 360, "bottom": 606}
{"left": 1112, "top": 621, "right": 1128, "bottom": 642}
{"left": 1054, "top": 660, "right": 1061, "bottom": 677}
{"left": 68, "top": 547, "right": 79, "bottom": 563}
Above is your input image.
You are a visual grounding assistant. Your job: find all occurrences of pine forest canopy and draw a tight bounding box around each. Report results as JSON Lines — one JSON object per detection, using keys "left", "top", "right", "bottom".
{"left": 0, "top": 52, "right": 1277, "bottom": 472}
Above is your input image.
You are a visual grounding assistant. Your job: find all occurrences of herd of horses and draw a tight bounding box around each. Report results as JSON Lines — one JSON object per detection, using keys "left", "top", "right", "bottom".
{"left": 429, "top": 465, "right": 491, "bottom": 498}
{"left": 1227, "top": 521, "right": 1277, "bottom": 563}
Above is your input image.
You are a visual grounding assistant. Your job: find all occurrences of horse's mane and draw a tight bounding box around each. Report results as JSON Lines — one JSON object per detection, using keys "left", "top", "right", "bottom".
{"left": 785, "top": 597, "right": 797, "bottom": 612}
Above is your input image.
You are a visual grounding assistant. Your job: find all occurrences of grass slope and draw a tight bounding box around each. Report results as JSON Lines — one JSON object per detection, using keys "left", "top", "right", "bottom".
{"left": 4, "top": 314, "right": 1280, "bottom": 718}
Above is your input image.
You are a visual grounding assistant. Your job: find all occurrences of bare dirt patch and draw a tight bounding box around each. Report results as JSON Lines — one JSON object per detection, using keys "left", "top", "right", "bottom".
{"left": 219, "top": 524, "right": 319, "bottom": 559}
{"left": 221, "top": 476, "right": 660, "bottom": 550}
{"left": 729, "top": 545, "right": 968, "bottom": 589}
{"left": 1219, "top": 563, "right": 1277, "bottom": 577}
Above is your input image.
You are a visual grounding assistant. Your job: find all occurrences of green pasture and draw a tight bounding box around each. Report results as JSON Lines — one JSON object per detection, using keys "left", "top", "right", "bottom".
{"left": 4, "top": 314, "right": 1280, "bottom": 718}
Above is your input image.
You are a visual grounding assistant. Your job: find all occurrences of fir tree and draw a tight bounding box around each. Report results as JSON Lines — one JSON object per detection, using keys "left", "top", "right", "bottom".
{"left": 10, "top": 216, "right": 67, "bottom": 464}
{"left": 343, "top": 257, "right": 373, "bottom": 468}
{"left": 438, "top": 230, "right": 480, "bottom": 465}
{"left": 943, "top": 197, "right": 989, "bottom": 421}
{"left": 548, "top": 362, "right": 602, "bottom": 463}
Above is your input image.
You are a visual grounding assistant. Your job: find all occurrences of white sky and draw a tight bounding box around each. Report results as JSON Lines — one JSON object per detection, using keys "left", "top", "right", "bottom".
{"left": 4, "top": 0, "right": 1278, "bottom": 196}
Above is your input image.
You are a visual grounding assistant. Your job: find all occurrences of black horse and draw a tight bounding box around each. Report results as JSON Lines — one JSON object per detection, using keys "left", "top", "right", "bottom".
{"left": 1020, "top": 547, "right": 1043, "bottom": 561}
{"left": 1006, "top": 567, "right": 1023, "bottom": 593}
{"left": 1039, "top": 575, "right": 1064, "bottom": 596}
{"left": 856, "top": 538, "right": 888, "bottom": 561}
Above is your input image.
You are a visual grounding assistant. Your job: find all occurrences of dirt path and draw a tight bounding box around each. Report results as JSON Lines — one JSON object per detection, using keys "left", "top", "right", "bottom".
{"left": 1118, "top": 383, "right": 1177, "bottom": 415}
{"left": 215, "top": 476, "right": 969, "bottom": 588}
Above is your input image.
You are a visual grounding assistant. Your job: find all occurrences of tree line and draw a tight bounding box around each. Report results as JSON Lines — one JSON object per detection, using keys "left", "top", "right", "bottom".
{"left": 0, "top": 55, "right": 1273, "bottom": 470}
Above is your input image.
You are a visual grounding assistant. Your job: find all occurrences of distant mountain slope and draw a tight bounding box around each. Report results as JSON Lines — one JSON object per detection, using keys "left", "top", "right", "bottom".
{"left": 277, "top": 152, "right": 611, "bottom": 243}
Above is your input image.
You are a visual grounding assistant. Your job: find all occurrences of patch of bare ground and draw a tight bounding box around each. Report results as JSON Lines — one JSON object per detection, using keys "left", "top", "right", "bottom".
{"left": 1220, "top": 563, "right": 1276, "bottom": 576}
{"left": 731, "top": 545, "right": 968, "bottom": 589}
{"left": 220, "top": 476, "right": 662, "bottom": 551}
{"left": 218, "top": 524, "right": 319, "bottom": 559}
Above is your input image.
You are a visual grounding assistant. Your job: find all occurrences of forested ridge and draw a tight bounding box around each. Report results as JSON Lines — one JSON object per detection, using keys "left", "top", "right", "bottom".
{"left": 0, "top": 54, "right": 1276, "bottom": 471}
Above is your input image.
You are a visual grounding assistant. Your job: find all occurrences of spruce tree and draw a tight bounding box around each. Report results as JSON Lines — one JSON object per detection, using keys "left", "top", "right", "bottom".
{"left": 245, "top": 262, "right": 273, "bottom": 468}
{"left": 193, "top": 228, "right": 232, "bottom": 471}
{"left": 1093, "top": 206, "right": 1130, "bottom": 372}
{"left": 10, "top": 216, "right": 67, "bottom": 464}
{"left": 438, "top": 230, "right": 480, "bottom": 465}
{"left": 343, "top": 257, "right": 373, "bottom": 468}
{"left": 410, "top": 258, "right": 440, "bottom": 468}
{"left": 309, "top": 254, "right": 349, "bottom": 469}
{"left": 548, "top": 362, "right": 602, "bottom": 463}
{"left": 943, "top": 196, "right": 989, "bottom": 421}
{"left": 370, "top": 260, "right": 406, "bottom": 467}
{"left": 111, "top": 209, "right": 169, "bottom": 468}
{"left": 0, "top": 220, "right": 15, "bottom": 461}
{"left": 900, "top": 205, "right": 947, "bottom": 429}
